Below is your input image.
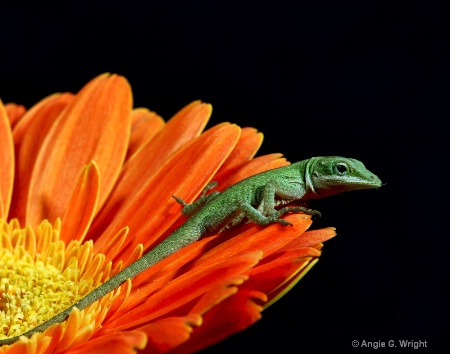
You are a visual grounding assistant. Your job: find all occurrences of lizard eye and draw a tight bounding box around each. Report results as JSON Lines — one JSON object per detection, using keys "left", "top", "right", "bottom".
{"left": 335, "top": 163, "right": 349, "bottom": 174}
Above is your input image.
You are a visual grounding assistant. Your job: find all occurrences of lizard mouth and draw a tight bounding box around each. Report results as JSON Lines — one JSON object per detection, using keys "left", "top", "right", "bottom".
{"left": 328, "top": 176, "right": 382, "bottom": 189}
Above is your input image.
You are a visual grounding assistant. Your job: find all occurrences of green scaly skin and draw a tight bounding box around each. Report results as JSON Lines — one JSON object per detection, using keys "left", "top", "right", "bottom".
{"left": 0, "top": 156, "right": 382, "bottom": 345}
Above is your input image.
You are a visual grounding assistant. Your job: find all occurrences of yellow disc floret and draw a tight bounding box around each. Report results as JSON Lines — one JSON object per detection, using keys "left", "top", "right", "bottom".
{"left": 0, "top": 250, "right": 85, "bottom": 338}
{"left": 0, "top": 218, "right": 114, "bottom": 341}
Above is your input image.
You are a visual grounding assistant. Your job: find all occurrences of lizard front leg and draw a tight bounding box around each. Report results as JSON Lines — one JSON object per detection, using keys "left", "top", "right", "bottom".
{"left": 239, "top": 200, "right": 321, "bottom": 227}
{"left": 259, "top": 179, "right": 320, "bottom": 217}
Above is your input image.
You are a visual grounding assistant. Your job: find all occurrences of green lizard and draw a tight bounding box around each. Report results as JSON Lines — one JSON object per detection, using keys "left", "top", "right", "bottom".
{"left": 0, "top": 156, "right": 381, "bottom": 345}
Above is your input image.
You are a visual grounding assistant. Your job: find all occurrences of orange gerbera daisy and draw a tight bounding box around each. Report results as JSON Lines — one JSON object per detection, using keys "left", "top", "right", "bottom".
{"left": 0, "top": 74, "right": 336, "bottom": 353}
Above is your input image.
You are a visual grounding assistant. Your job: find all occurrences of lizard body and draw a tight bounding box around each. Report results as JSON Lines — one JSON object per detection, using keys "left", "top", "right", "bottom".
{"left": 0, "top": 156, "right": 381, "bottom": 345}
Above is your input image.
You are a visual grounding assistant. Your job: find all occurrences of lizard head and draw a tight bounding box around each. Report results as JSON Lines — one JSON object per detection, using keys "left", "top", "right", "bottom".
{"left": 305, "top": 156, "right": 382, "bottom": 198}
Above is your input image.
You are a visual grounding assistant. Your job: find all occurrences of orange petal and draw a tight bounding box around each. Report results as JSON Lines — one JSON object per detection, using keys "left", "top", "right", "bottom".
{"left": 138, "top": 314, "right": 202, "bottom": 354}
{"left": 126, "top": 108, "right": 165, "bottom": 160}
{"left": 65, "top": 330, "right": 147, "bottom": 354}
{"left": 4, "top": 102, "right": 26, "bottom": 127}
{"left": 40, "top": 324, "right": 64, "bottom": 354}
{"left": 55, "top": 307, "right": 83, "bottom": 352}
{"left": 65, "top": 240, "right": 94, "bottom": 276}
{"left": 0, "top": 100, "right": 14, "bottom": 219}
{"left": 10, "top": 93, "right": 73, "bottom": 223}
{"left": 26, "top": 74, "right": 132, "bottom": 226}
{"left": 103, "top": 279, "right": 133, "bottom": 324}
{"left": 0, "top": 228, "right": 13, "bottom": 251}
{"left": 100, "top": 252, "right": 261, "bottom": 332}
{"left": 89, "top": 101, "right": 211, "bottom": 238}
{"left": 61, "top": 161, "right": 100, "bottom": 243}
{"left": 0, "top": 194, "right": 3, "bottom": 222}
{"left": 92, "top": 123, "right": 240, "bottom": 257}
{"left": 213, "top": 127, "right": 263, "bottom": 180}
{"left": 243, "top": 248, "right": 321, "bottom": 295}
{"left": 265, "top": 258, "right": 319, "bottom": 307}
{"left": 279, "top": 227, "right": 336, "bottom": 250}
{"left": 99, "top": 227, "right": 129, "bottom": 263}
{"left": 173, "top": 289, "right": 266, "bottom": 353}
{"left": 189, "top": 279, "right": 241, "bottom": 316}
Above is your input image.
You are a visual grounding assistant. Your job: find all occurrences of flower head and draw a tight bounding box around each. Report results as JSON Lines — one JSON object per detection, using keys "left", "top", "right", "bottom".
{"left": 0, "top": 74, "right": 335, "bottom": 353}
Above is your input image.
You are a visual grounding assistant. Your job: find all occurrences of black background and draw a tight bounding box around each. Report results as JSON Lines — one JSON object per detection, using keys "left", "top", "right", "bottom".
{"left": 1, "top": 2, "right": 447, "bottom": 353}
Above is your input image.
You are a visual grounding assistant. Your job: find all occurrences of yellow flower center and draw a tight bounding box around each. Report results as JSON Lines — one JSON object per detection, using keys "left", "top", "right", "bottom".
{"left": 0, "top": 250, "right": 84, "bottom": 338}
{"left": 0, "top": 218, "right": 101, "bottom": 340}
